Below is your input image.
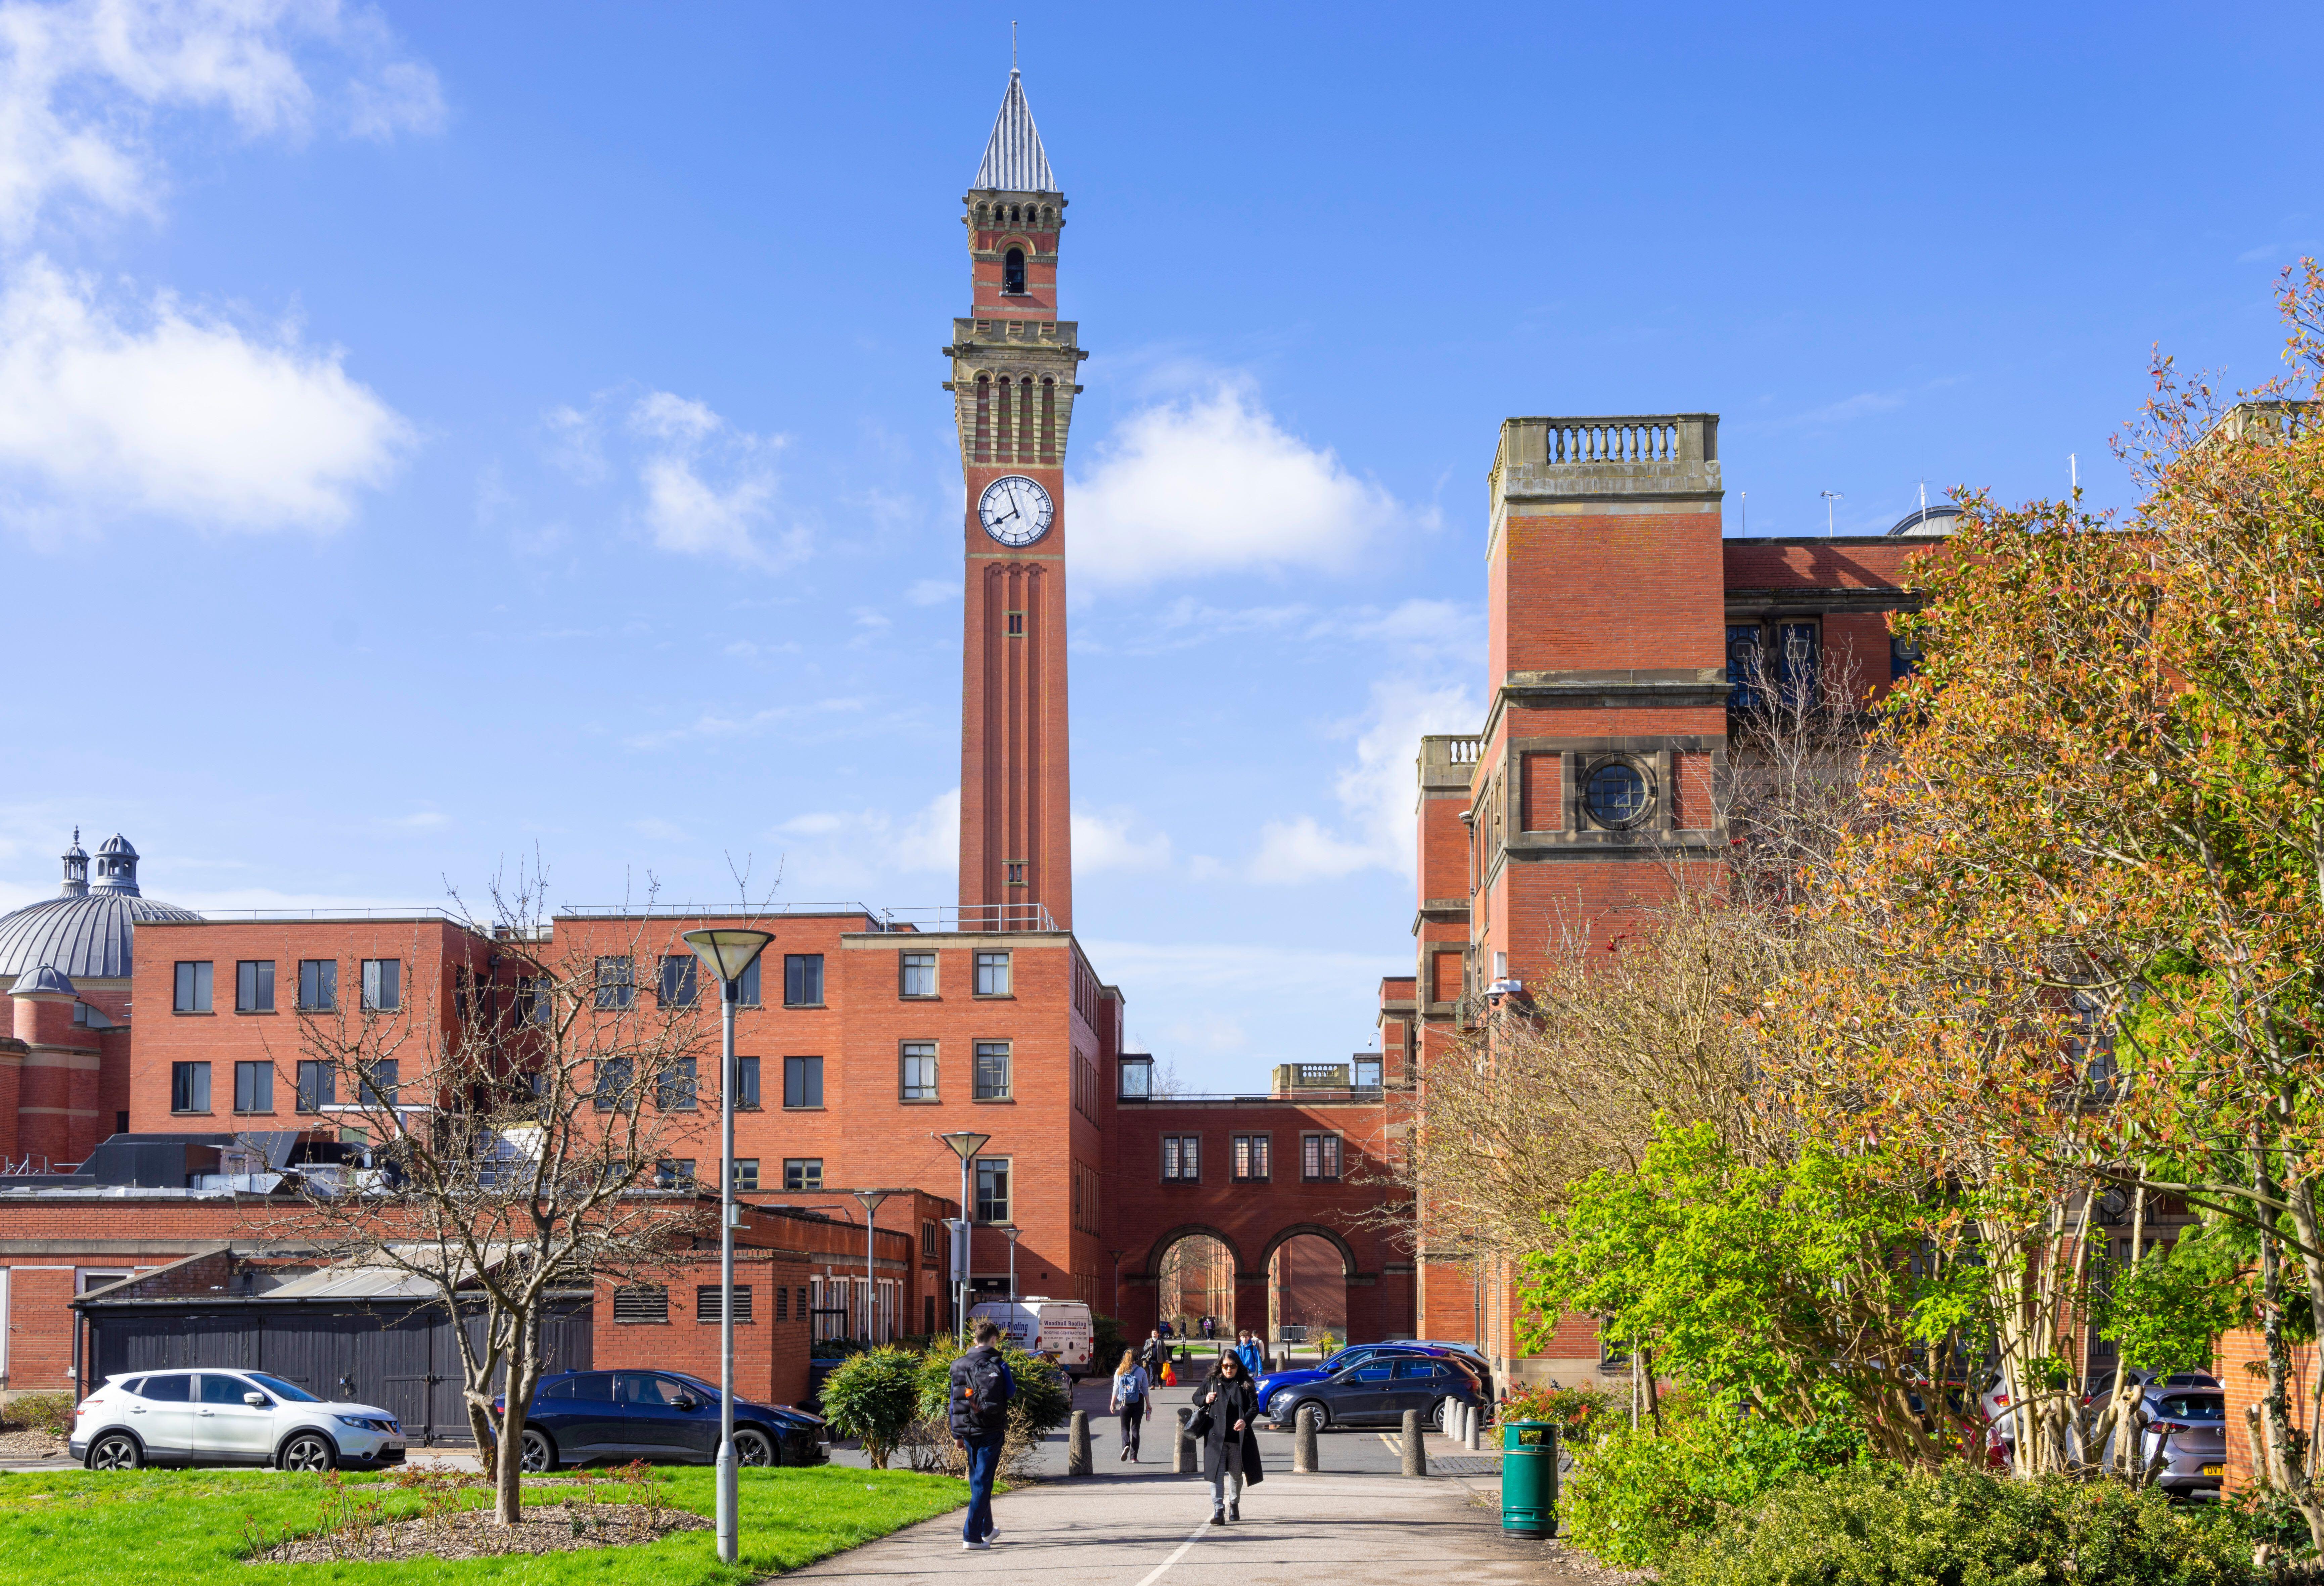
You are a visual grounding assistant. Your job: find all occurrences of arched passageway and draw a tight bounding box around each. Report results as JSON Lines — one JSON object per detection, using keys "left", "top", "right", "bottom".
{"left": 1268, "top": 1232, "right": 1349, "bottom": 1346}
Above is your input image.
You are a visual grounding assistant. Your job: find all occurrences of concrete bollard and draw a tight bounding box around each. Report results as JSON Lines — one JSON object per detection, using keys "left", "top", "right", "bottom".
{"left": 1451, "top": 1401, "right": 1468, "bottom": 1445}
{"left": 1466, "top": 1402, "right": 1485, "bottom": 1451}
{"left": 1174, "top": 1406, "right": 1195, "bottom": 1474}
{"left": 1067, "top": 1410, "right": 1091, "bottom": 1477}
{"left": 1401, "top": 1408, "right": 1427, "bottom": 1476}
{"left": 1293, "top": 1405, "right": 1320, "bottom": 1473}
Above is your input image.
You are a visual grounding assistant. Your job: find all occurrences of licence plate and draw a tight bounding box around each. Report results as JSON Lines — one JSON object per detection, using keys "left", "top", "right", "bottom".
{"left": 2202, "top": 1464, "right": 2223, "bottom": 1477}
{"left": 385, "top": 1440, "right": 407, "bottom": 1451}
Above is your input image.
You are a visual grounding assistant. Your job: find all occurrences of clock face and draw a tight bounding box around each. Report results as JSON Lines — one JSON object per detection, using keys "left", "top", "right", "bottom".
{"left": 977, "top": 475, "right": 1054, "bottom": 546}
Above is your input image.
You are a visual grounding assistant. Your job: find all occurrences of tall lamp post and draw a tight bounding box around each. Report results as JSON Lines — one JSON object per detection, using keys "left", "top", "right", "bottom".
{"left": 938, "top": 1131, "right": 990, "bottom": 1345}
{"left": 683, "top": 926, "right": 773, "bottom": 1568}
{"left": 851, "top": 1189, "right": 895, "bottom": 1342}
{"left": 999, "top": 1224, "right": 1022, "bottom": 1305}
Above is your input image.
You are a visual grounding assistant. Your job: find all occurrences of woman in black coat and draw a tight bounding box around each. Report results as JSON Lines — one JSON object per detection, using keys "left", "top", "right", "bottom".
{"left": 1194, "top": 1350, "right": 1265, "bottom": 1524}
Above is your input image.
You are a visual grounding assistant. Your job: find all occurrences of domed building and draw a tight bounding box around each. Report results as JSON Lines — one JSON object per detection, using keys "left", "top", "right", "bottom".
{"left": 0, "top": 833, "right": 199, "bottom": 1168}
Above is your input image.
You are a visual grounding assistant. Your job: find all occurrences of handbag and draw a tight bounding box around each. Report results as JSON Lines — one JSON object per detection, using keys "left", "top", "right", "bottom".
{"left": 1185, "top": 1408, "right": 1214, "bottom": 1441}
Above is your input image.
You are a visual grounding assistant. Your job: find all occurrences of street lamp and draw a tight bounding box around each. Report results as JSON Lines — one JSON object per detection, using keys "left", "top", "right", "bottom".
{"left": 683, "top": 926, "right": 773, "bottom": 1568}
{"left": 938, "top": 1130, "right": 990, "bottom": 1345}
{"left": 851, "top": 1189, "right": 896, "bottom": 1343}
{"left": 999, "top": 1224, "right": 1022, "bottom": 1305}
{"left": 1109, "top": 1248, "right": 1126, "bottom": 1316}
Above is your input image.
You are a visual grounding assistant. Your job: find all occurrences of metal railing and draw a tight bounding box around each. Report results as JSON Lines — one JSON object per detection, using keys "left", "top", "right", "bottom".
{"left": 875, "top": 903, "right": 1058, "bottom": 933}
{"left": 555, "top": 902, "right": 879, "bottom": 920}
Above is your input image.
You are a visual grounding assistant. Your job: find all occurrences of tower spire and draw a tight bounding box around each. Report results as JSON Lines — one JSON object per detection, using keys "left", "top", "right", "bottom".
{"left": 972, "top": 62, "right": 1055, "bottom": 192}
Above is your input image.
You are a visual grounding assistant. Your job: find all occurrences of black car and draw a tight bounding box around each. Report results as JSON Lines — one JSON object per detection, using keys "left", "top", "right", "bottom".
{"left": 1269, "top": 1354, "right": 1485, "bottom": 1432}
{"left": 506, "top": 1369, "right": 826, "bottom": 1471}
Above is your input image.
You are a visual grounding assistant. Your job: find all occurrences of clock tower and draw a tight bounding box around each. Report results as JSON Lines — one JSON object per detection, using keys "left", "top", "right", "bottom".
{"left": 947, "top": 68, "right": 1084, "bottom": 931}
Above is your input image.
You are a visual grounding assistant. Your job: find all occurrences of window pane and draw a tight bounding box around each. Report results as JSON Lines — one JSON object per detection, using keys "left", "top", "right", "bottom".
{"left": 901, "top": 952, "right": 936, "bottom": 997}
{"left": 236, "top": 960, "right": 274, "bottom": 1012}
{"left": 1183, "top": 1135, "right": 1198, "bottom": 1180}
{"left": 296, "top": 1060, "right": 334, "bottom": 1113}
{"left": 735, "top": 1054, "right": 760, "bottom": 1107}
{"left": 1162, "top": 1137, "right": 1179, "bottom": 1179}
{"left": 175, "top": 961, "right": 213, "bottom": 1013}
{"left": 784, "top": 1158, "right": 823, "bottom": 1191}
{"left": 298, "top": 960, "right": 336, "bottom": 1012}
{"left": 361, "top": 1060, "right": 399, "bottom": 1107}
{"left": 733, "top": 1158, "right": 759, "bottom": 1191}
{"left": 784, "top": 954, "right": 824, "bottom": 1006}
{"left": 658, "top": 955, "right": 697, "bottom": 1007}
{"left": 975, "top": 1157, "right": 1009, "bottom": 1223}
{"left": 973, "top": 1041, "right": 1010, "bottom": 1099}
{"left": 901, "top": 1043, "right": 937, "bottom": 1100}
{"left": 784, "top": 1055, "right": 823, "bottom": 1108}
{"left": 737, "top": 958, "right": 761, "bottom": 1006}
{"left": 656, "top": 1057, "right": 698, "bottom": 1111}
{"left": 595, "top": 1056, "right": 633, "bottom": 1111}
{"left": 172, "top": 1061, "right": 210, "bottom": 1112}
{"left": 593, "top": 957, "right": 633, "bottom": 1010}
{"left": 974, "top": 952, "right": 1010, "bottom": 996}
{"left": 362, "top": 959, "right": 402, "bottom": 1012}
{"left": 1119, "top": 1058, "right": 1151, "bottom": 1099}
{"left": 234, "top": 1061, "right": 271, "bottom": 1113}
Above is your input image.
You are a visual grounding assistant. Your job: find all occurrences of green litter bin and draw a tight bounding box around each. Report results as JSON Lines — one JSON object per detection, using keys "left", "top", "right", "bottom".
{"left": 1501, "top": 1420, "right": 1559, "bottom": 1537}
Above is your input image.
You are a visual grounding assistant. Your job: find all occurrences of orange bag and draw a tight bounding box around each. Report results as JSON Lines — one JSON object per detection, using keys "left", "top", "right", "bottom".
{"left": 1161, "top": 1362, "right": 1177, "bottom": 1387}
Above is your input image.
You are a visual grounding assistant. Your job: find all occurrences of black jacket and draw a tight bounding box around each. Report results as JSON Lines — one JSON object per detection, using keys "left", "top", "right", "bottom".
{"left": 1192, "top": 1373, "right": 1265, "bottom": 1485}
{"left": 946, "top": 1345, "right": 1015, "bottom": 1442}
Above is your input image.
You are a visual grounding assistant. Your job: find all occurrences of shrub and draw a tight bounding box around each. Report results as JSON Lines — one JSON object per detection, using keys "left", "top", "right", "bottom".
{"left": 1091, "top": 1312, "right": 1128, "bottom": 1375}
{"left": 2, "top": 1392, "right": 74, "bottom": 1437}
{"left": 1665, "top": 1462, "right": 2257, "bottom": 1586}
{"left": 817, "top": 1347, "right": 924, "bottom": 1469}
{"left": 915, "top": 1342, "right": 1074, "bottom": 1480}
{"left": 1565, "top": 1401, "right": 1865, "bottom": 1570}
{"left": 1501, "top": 1382, "right": 1623, "bottom": 1445}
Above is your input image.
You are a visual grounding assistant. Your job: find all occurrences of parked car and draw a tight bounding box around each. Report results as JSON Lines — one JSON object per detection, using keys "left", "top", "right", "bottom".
{"left": 72, "top": 1367, "right": 405, "bottom": 1471}
{"left": 2084, "top": 1368, "right": 2221, "bottom": 1404}
{"left": 503, "top": 1369, "right": 825, "bottom": 1471}
{"left": 2087, "top": 1385, "right": 2227, "bottom": 1496}
{"left": 1255, "top": 1343, "right": 1464, "bottom": 1422}
{"left": 1401, "top": 1339, "right": 1497, "bottom": 1402}
{"left": 1265, "top": 1354, "right": 1485, "bottom": 1432}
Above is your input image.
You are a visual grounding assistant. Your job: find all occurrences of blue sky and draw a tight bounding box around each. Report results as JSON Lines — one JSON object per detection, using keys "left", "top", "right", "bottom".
{"left": 1, "top": 2, "right": 2315, "bottom": 1089}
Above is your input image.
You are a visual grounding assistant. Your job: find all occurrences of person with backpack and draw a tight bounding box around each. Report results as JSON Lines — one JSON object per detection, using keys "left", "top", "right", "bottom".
{"left": 1139, "top": 1328, "right": 1168, "bottom": 1381}
{"left": 1108, "top": 1348, "right": 1152, "bottom": 1461}
{"left": 1190, "top": 1348, "right": 1264, "bottom": 1524}
{"left": 948, "top": 1320, "right": 1015, "bottom": 1550}
{"left": 1235, "top": 1329, "right": 1266, "bottom": 1378}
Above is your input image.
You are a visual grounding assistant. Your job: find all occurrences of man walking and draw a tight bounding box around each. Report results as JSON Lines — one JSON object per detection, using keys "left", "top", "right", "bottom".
{"left": 948, "top": 1319, "right": 1015, "bottom": 1550}
{"left": 1235, "top": 1328, "right": 1266, "bottom": 1378}
{"left": 1139, "top": 1328, "right": 1168, "bottom": 1379}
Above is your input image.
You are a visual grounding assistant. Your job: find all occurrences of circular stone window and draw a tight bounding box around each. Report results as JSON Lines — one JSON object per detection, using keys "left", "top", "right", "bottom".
{"left": 1585, "top": 760, "right": 1652, "bottom": 829}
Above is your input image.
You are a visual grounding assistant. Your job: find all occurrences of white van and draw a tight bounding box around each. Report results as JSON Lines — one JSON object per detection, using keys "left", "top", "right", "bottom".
{"left": 969, "top": 1297, "right": 1096, "bottom": 1376}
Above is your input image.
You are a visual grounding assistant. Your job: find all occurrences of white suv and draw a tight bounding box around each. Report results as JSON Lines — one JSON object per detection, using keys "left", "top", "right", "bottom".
{"left": 71, "top": 1368, "right": 407, "bottom": 1471}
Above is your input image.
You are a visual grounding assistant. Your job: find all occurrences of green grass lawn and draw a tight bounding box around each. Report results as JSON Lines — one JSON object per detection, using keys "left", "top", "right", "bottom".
{"left": 0, "top": 1463, "right": 967, "bottom": 1584}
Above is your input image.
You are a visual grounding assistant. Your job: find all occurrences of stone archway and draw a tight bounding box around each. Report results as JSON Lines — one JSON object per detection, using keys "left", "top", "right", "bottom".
{"left": 1145, "top": 1225, "right": 1244, "bottom": 1342}
{"left": 1260, "top": 1224, "right": 1356, "bottom": 1348}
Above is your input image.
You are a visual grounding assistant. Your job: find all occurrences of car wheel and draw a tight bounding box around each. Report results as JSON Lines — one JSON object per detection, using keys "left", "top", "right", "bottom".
{"left": 1429, "top": 1397, "right": 1451, "bottom": 1433}
{"left": 87, "top": 1432, "right": 141, "bottom": 1471}
{"left": 279, "top": 1432, "right": 337, "bottom": 1472}
{"left": 1293, "top": 1401, "right": 1329, "bottom": 1432}
{"left": 519, "top": 1429, "right": 556, "bottom": 1474}
{"left": 733, "top": 1429, "right": 775, "bottom": 1467}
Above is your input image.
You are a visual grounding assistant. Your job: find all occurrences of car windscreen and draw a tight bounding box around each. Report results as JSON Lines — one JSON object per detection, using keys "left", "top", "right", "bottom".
{"left": 244, "top": 1372, "right": 320, "bottom": 1403}
{"left": 2155, "top": 1393, "right": 2225, "bottom": 1421}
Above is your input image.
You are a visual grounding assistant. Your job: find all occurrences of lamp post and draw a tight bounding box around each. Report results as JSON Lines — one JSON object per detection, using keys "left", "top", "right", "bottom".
{"left": 999, "top": 1224, "right": 1022, "bottom": 1305}
{"left": 938, "top": 1131, "right": 990, "bottom": 1345}
{"left": 683, "top": 927, "right": 773, "bottom": 1568}
{"left": 852, "top": 1190, "right": 895, "bottom": 1343}
{"left": 1109, "top": 1248, "right": 1125, "bottom": 1315}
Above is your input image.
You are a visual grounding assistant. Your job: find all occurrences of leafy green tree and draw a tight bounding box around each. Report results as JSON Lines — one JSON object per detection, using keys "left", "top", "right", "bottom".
{"left": 818, "top": 1346, "right": 924, "bottom": 1469}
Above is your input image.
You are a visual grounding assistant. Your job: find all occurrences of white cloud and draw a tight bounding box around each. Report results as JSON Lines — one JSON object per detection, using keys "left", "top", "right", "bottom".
{"left": 752, "top": 788, "right": 957, "bottom": 898}
{"left": 896, "top": 787, "right": 958, "bottom": 873}
{"left": 1250, "top": 677, "right": 1480, "bottom": 883}
{"left": 1072, "top": 806, "right": 1172, "bottom": 873}
{"left": 0, "top": 0, "right": 442, "bottom": 237}
{"left": 905, "top": 577, "right": 959, "bottom": 607}
{"left": 552, "top": 390, "right": 799, "bottom": 568}
{"left": 0, "top": 257, "right": 408, "bottom": 533}
{"left": 1068, "top": 378, "right": 1410, "bottom": 586}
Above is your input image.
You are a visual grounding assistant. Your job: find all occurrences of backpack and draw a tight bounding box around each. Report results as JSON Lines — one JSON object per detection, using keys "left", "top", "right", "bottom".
{"left": 951, "top": 1347, "right": 1011, "bottom": 1437}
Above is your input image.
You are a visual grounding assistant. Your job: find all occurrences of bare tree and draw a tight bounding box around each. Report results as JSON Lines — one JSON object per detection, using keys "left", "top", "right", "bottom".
{"left": 259, "top": 864, "right": 715, "bottom": 1525}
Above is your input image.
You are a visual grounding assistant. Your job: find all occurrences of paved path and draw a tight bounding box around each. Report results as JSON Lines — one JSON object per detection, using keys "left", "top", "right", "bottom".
{"left": 785, "top": 1467, "right": 1576, "bottom": 1585}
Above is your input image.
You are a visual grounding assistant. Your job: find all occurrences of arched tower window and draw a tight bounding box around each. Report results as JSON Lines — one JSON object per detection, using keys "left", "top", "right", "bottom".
{"left": 974, "top": 374, "right": 991, "bottom": 463}
{"left": 1002, "top": 247, "right": 1027, "bottom": 295}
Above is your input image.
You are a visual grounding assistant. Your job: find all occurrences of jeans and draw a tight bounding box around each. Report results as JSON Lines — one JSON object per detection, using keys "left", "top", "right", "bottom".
{"left": 1118, "top": 1404, "right": 1143, "bottom": 1456}
{"left": 1209, "top": 1441, "right": 1242, "bottom": 1511}
{"left": 962, "top": 1435, "right": 1003, "bottom": 1541}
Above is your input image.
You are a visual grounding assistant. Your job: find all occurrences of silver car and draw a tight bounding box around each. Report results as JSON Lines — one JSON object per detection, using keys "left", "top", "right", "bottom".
{"left": 71, "top": 1368, "right": 407, "bottom": 1471}
{"left": 2135, "top": 1387, "right": 2226, "bottom": 1495}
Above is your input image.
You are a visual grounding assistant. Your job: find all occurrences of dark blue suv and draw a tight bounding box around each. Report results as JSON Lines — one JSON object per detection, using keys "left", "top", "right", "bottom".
{"left": 502, "top": 1370, "right": 825, "bottom": 1471}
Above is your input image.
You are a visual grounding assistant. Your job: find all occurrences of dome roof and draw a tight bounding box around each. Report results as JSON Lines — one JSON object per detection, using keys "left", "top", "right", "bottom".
{"left": 9, "top": 964, "right": 77, "bottom": 998}
{"left": 0, "top": 831, "right": 199, "bottom": 981}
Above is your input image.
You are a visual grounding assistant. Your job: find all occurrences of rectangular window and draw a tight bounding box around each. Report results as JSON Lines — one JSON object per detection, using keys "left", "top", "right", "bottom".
{"left": 900, "top": 951, "right": 937, "bottom": 997}
{"left": 295, "top": 1059, "right": 335, "bottom": 1113}
{"left": 1004, "top": 860, "right": 1026, "bottom": 886}
{"left": 1162, "top": 1134, "right": 1199, "bottom": 1182}
{"left": 1726, "top": 623, "right": 1765, "bottom": 711}
{"left": 1302, "top": 1132, "right": 1342, "bottom": 1182}
{"left": 516, "top": 975, "right": 551, "bottom": 1026}
{"left": 1775, "top": 620, "right": 1820, "bottom": 710}
{"left": 737, "top": 958, "right": 761, "bottom": 1007}
{"left": 235, "top": 960, "right": 275, "bottom": 1012}
{"left": 922, "top": 1220, "right": 940, "bottom": 1260}
{"left": 1119, "top": 1056, "right": 1152, "bottom": 1100}
{"left": 612, "top": 1284, "right": 669, "bottom": 1324}
{"left": 776, "top": 1285, "right": 789, "bottom": 1322}
{"left": 1233, "top": 1133, "right": 1271, "bottom": 1182}
{"left": 653, "top": 1159, "right": 695, "bottom": 1189}
{"left": 1354, "top": 1058, "right": 1383, "bottom": 1091}
{"left": 698, "top": 1284, "right": 753, "bottom": 1324}
{"left": 1004, "top": 610, "right": 1024, "bottom": 637}
{"left": 901, "top": 1042, "right": 938, "bottom": 1101}
{"left": 593, "top": 956, "right": 634, "bottom": 1011}
{"left": 360, "top": 1059, "right": 400, "bottom": 1108}
{"left": 732, "top": 1158, "right": 760, "bottom": 1192}
{"left": 171, "top": 1060, "right": 211, "bottom": 1113}
{"left": 594, "top": 1056, "right": 634, "bottom": 1112}
{"left": 360, "top": 958, "right": 401, "bottom": 1012}
{"left": 974, "top": 952, "right": 1011, "bottom": 996}
{"left": 973, "top": 1040, "right": 1010, "bottom": 1100}
{"left": 657, "top": 955, "right": 698, "bottom": 1008}
{"left": 656, "top": 1057, "right": 698, "bottom": 1111}
{"left": 173, "top": 961, "right": 212, "bottom": 1013}
{"left": 233, "top": 1060, "right": 272, "bottom": 1114}
{"left": 783, "top": 954, "right": 824, "bottom": 1006}
{"left": 783, "top": 1158, "right": 823, "bottom": 1191}
{"left": 297, "top": 959, "right": 337, "bottom": 1012}
{"left": 975, "top": 1157, "right": 1010, "bottom": 1223}
{"left": 783, "top": 1055, "right": 823, "bottom": 1108}
{"left": 734, "top": 1054, "right": 761, "bottom": 1108}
